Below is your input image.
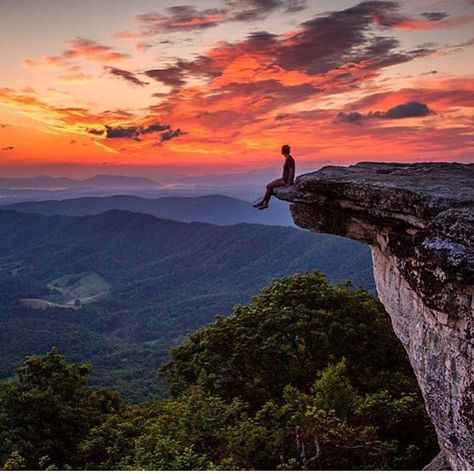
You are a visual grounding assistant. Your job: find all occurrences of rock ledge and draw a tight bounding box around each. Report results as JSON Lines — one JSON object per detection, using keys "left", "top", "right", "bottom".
{"left": 275, "top": 162, "right": 474, "bottom": 470}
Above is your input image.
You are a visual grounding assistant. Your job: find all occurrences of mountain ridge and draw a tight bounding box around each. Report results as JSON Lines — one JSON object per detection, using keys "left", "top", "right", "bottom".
{"left": 0, "top": 194, "right": 294, "bottom": 226}
{"left": 0, "top": 174, "right": 160, "bottom": 188}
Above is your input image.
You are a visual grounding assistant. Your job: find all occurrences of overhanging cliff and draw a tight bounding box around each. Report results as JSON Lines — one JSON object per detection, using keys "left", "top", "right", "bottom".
{"left": 274, "top": 162, "right": 474, "bottom": 470}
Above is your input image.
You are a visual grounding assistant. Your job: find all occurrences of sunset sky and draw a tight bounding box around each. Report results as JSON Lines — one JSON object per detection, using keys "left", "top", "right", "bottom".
{"left": 1, "top": 0, "right": 474, "bottom": 178}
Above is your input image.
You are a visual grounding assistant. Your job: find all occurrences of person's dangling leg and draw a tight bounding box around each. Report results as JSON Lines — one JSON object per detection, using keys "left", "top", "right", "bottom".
{"left": 254, "top": 178, "right": 286, "bottom": 209}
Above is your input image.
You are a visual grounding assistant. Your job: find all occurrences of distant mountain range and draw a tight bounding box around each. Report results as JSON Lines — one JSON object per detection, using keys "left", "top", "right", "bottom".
{"left": 0, "top": 174, "right": 165, "bottom": 205}
{"left": 0, "top": 208, "right": 374, "bottom": 399}
{"left": 0, "top": 168, "right": 318, "bottom": 203}
{"left": 0, "top": 194, "right": 293, "bottom": 226}
{"left": 0, "top": 174, "right": 160, "bottom": 189}
{"left": 0, "top": 174, "right": 175, "bottom": 204}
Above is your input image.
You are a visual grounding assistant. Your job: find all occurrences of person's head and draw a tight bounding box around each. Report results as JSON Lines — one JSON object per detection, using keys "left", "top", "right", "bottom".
{"left": 281, "top": 144, "right": 291, "bottom": 156}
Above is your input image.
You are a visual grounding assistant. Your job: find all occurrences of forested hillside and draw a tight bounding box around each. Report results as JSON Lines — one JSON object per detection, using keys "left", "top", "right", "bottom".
{"left": 0, "top": 209, "right": 373, "bottom": 399}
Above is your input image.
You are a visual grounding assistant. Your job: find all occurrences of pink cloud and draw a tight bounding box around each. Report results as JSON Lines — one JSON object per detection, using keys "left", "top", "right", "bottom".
{"left": 23, "top": 37, "right": 130, "bottom": 70}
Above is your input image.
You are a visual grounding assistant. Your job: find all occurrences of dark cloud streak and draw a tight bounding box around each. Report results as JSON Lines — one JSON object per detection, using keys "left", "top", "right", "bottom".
{"left": 142, "top": 123, "right": 170, "bottom": 133}
{"left": 159, "top": 128, "right": 186, "bottom": 143}
{"left": 104, "top": 66, "right": 149, "bottom": 86}
{"left": 105, "top": 125, "right": 141, "bottom": 139}
{"left": 136, "top": 0, "right": 307, "bottom": 35}
{"left": 338, "top": 101, "right": 434, "bottom": 124}
{"left": 337, "top": 111, "right": 364, "bottom": 124}
{"left": 88, "top": 123, "right": 185, "bottom": 144}
{"left": 144, "top": 67, "right": 187, "bottom": 88}
{"left": 87, "top": 128, "right": 105, "bottom": 136}
{"left": 380, "top": 101, "right": 434, "bottom": 119}
{"left": 421, "top": 12, "right": 449, "bottom": 21}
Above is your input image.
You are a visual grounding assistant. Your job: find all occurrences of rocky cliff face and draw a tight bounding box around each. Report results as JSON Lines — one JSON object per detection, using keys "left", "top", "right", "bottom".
{"left": 274, "top": 162, "right": 474, "bottom": 470}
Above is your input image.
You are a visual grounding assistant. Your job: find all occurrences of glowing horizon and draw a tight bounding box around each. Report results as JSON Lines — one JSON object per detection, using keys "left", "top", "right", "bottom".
{"left": 1, "top": 0, "right": 473, "bottom": 178}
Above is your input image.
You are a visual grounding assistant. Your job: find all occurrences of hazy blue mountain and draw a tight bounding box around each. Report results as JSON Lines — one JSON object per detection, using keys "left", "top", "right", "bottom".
{"left": 0, "top": 174, "right": 163, "bottom": 205}
{"left": 0, "top": 170, "right": 303, "bottom": 203}
{"left": 0, "top": 174, "right": 159, "bottom": 189}
{"left": 0, "top": 175, "right": 76, "bottom": 188}
{"left": 79, "top": 175, "right": 159, "bottom": 187}
{"left": 1, "top": 194, "right": 293, "bottom": 226}
{"left": 0, "top": 208, "right": 374, "bottom": 399}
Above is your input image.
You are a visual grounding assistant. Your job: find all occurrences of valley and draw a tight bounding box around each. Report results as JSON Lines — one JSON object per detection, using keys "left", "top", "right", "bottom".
{"left": 0, "top": 205, "right": 373, "bottom": 400}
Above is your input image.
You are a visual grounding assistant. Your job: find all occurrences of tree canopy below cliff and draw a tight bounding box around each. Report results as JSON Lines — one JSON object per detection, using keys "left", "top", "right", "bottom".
{"left": 0, "top": 272, "right": 437, "bottom": 470}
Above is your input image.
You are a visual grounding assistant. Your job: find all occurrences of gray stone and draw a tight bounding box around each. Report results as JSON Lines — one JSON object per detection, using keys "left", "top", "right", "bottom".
{"left": 274, "top": 162, "right": 474, "bottom": 470}
{"left": 424, "top": 451, "right": 451, "bottom": 471}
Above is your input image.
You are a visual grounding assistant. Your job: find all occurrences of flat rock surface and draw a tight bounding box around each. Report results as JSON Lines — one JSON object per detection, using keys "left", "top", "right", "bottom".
{"left": 275, "top": 162, "right": 474, "bottom": 242}
{"left": 292, "top": 162, "right": 474, "bottom": 203}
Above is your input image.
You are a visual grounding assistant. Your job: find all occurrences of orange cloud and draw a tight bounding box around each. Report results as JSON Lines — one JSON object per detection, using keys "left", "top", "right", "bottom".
{"left": 114, "top": 31, "right": 140, "bottom": 41}
{"left": 0, "top": 87, "right": 185, "bottom": 156}
{"left": 55, "top": 66, "right": 96, "bottom": 84}
{"left": 23, "top": 37, "right": 130, "bottom": 70}
{"left": 391, "top": 14, "right": 474, "bottom": 30}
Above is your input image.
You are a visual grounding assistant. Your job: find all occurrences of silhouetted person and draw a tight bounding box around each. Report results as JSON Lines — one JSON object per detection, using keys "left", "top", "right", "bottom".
{"left": 253, "top": 144, "right": 295, "bottom": 210}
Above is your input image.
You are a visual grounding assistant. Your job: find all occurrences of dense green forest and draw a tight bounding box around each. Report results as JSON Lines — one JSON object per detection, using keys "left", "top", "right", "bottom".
{"left": 0, "top": 273, "right": 437, "bottom": 470}
{"left": 0, "top": 209, "right": 373, "bottom": 400}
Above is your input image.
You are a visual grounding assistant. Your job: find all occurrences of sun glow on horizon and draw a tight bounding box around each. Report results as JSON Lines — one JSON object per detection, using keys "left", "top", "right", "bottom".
{"left": 1, "top": 0, "right": 474, "bottom": 178}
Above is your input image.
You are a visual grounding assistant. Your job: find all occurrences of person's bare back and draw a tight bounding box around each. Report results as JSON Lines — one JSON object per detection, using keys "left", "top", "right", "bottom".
{"left": 253, "top": 144, "right": 295, "bottom": 210}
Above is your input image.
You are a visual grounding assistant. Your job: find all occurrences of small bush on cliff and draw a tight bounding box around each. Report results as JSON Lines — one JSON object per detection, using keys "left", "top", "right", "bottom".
{"left": 0, "top": 272, "right": 437, "bottom": 470}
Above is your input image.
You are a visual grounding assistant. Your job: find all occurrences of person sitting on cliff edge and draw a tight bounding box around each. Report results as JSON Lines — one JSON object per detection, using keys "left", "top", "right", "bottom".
{"left": 253, "top": 144, "right": 296, "bottom": 210}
